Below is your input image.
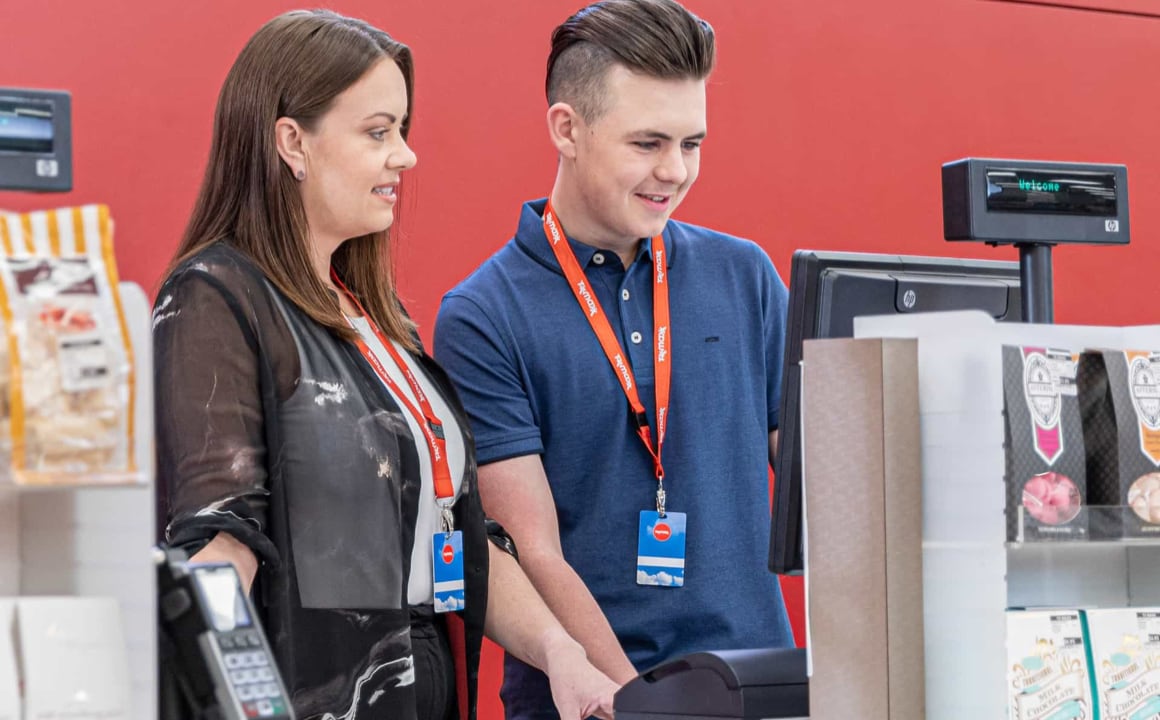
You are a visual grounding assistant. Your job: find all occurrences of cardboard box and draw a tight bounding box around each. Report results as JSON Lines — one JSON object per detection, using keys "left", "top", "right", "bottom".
{"left": 1083, "top": 607, "right": 1160, "bottom": 720}
{"left": 1006, "top": 610, "right": 1093, "bottom": 720}
{"left": 801, "top": 337, "right": 924, "bottom": 720}
{"left": 1078, "top": 350, "right": 1160, "bottom": 538}
{"left": 1003, "top": 347, "right": 1088, "bottom": 542}
{"left": 18, "top": 597, "right": 131, "bottom": 720}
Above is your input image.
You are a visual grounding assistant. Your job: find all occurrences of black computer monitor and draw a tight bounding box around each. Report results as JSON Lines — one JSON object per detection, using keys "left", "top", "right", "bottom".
{"left": 768, "top": 250, "right": 1022, "bottom": 574}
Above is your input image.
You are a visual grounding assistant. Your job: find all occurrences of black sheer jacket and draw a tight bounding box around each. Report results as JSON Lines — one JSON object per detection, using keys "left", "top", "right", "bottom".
{"left": 154, "top": 243, "right": 492, "bottom": 720}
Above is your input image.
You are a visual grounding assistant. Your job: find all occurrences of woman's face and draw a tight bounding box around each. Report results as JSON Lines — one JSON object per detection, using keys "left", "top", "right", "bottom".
{"left": 298, "top": 57, "right": 416, "bottom": 246}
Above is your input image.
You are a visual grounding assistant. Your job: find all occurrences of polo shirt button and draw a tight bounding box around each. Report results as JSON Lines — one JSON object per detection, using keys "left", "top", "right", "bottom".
{"left": 621, "top": 289, "right": 631, "bottom": 301}
{"left": 592, "top": 253, "right": 606, "bottom": 265}
{"left": 630, "top": 331, "right": 643, "bottom": 344}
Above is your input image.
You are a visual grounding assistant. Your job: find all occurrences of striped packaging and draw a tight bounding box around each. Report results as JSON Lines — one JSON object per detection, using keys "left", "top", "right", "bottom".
{"left": 0, "top": 204, "right": 137, "bottom": 485}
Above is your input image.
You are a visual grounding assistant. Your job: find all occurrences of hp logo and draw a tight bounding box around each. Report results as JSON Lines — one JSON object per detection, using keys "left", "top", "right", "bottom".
{"left": 35, "top": 159, "right": 59, "bottom": 178}
{"left": 902, "top": 289, "right": 917, "bottom": 309}
{"left": 1106, "top": 220, "right": 1120, "bottom": 233}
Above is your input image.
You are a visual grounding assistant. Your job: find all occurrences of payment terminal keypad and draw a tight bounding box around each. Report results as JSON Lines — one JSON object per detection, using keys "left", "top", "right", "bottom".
{"left": 217, "top": 628, "right": 289, "bottom": 718}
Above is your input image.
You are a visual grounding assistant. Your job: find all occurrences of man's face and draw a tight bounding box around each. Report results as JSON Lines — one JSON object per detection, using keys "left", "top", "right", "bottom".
{"left": 568, "top": 65, "right": 706, "bottom": 246}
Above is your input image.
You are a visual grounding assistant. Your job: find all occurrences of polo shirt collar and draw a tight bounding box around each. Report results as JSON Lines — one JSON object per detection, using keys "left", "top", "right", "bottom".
{"left": 515, "top": 198, "right": 677, "bottom": 273}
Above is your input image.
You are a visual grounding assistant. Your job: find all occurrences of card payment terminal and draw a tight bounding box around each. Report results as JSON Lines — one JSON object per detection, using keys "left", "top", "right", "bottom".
{"left": 157, "top": 549, "right": 294, "bottom": 720}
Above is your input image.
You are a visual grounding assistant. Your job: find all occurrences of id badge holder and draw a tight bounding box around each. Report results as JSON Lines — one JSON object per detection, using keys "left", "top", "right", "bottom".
{"left": 433, "top": 531, "right": 465, "bottom": 613}
{"left": 637, "top": 510, "right": 687, "bottom": 587}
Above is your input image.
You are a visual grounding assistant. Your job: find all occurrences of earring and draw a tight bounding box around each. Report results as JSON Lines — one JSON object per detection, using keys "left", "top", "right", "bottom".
{"left": 295, "top": 169, "right": 306, "bottom": 181}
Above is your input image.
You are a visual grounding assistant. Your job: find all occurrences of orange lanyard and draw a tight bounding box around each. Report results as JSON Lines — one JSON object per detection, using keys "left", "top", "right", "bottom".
{"left": 332, "top": 271, "right": 455, "bottom": 504}
{"left": 541, "top": 200, "right": 672, "bottom": 510}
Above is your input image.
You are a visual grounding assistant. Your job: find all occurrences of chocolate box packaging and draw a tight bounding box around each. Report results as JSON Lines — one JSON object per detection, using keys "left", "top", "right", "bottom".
{"left": 1082, "top": 607, "right": 1160, "bottom": 720}
{"left": 1006, "top": 609, "right": 1093, "bottom": 720}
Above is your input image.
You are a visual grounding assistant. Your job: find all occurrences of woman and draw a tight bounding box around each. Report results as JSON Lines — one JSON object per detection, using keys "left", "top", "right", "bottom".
{"left": 154, "top": 10, "right": 616, "bottom": 720}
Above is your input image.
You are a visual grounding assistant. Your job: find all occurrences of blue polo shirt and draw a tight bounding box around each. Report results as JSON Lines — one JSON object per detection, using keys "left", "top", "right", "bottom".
{"left": 434, "top": 199, "right": 793, "bottom": 713}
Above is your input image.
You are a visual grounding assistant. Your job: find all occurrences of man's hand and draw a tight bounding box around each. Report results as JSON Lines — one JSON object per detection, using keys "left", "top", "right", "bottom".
{"left": 544, "top": 632, "right": 620, "bottom": 720}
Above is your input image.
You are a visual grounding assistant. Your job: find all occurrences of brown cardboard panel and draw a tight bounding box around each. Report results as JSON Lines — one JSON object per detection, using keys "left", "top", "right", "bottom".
{"left": 881, "top": 340, "right": 925, "bottom": 720}
{"left": 803, "top": 338, "right": 889, "bottom": 719}
{"left": 802, "top": 337, "right": 924, "bottom": 720}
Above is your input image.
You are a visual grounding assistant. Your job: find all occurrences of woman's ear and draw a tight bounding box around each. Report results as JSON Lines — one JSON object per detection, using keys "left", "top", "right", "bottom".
{"left": 275, "top": 117, "right": 308, "bottom": 179}
{"left": 546, "top": 102, "right": 582, "bottom": 161}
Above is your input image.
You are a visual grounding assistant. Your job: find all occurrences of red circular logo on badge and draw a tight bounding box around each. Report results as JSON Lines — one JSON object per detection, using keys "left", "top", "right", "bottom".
{"left": 653, "top": 523, "right": 671, "bottom": 542}
{"left": 441, "top": 544, "right": 455, "bottom": 564}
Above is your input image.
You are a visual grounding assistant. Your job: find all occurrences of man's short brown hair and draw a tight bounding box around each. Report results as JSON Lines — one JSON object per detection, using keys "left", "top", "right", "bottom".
{"left": 546, "top": 0, "right": 715, "bottom": 121}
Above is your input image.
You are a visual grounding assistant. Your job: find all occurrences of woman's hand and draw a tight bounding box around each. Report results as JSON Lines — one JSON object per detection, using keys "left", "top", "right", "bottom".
{"left": 191, "top": 531, "right": 259, "bottom": 593}
{"left": 543, "top": 632, "right": 619, "bottom": 720}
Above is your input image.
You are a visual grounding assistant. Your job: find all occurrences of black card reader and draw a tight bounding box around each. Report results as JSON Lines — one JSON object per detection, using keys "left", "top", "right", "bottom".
{"left": 614, "top": 647, "right": 808, "bottom": 719}
{"left": 157, "top": 548, "right": 295, "bottom": 720}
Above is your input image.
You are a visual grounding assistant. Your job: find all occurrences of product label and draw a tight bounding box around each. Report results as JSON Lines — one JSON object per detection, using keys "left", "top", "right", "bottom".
{"left": 1127, "top": 351, "right": 1160, "bottom": 466}
{"left": 57, "top": 331, "right": 110, "bottom": 392}
{"left": 1012, "top": 670, "right": 1088, "bottom": 720}
{"left": 1104, "top": 670, "right": 1160, "bottom": 720}
{"left": 1023, "top": 348, "right": 1075, "bottom": 465}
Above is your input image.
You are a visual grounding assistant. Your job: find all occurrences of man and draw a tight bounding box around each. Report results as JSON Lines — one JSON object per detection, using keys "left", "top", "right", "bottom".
{"left": 434, "top": 1, "right": 794, "bottom": 717}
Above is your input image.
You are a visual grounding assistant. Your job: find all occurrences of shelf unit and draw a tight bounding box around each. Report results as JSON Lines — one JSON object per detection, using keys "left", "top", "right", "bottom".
{"left": 0, "top": 282, "right": 155, "bottom": 720}
{"left": 846, "top": 310, "right": 1160, "bottom": 718}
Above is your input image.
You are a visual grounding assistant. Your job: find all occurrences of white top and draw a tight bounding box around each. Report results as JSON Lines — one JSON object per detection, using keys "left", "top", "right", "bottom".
{"left": 348, "top": 316, "right": 466, "bottom": 605}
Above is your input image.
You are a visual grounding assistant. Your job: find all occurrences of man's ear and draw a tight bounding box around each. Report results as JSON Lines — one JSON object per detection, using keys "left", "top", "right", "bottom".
{"left": 274, "top": 117, "right": 308, "bottom": 176}
{"left": 546, "top": 102, "right": 583, "bottom": 160}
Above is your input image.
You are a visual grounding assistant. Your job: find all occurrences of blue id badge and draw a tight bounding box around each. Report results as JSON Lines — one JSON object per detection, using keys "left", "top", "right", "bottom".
{"left": 432, "top": 531, "right": 466, "bottom": 613}
{"left": 636, "top": 511, "right": 687, "bottom": 587}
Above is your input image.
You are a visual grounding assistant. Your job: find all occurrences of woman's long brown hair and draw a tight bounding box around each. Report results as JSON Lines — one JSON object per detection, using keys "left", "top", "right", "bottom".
{"left": 166, "top": 9, "right": 417, "bottom": 350}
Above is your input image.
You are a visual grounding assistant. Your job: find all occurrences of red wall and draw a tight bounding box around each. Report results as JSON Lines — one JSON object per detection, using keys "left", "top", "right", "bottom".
{"left": 6, "top": 1, "right": 1160, "bottom": 716}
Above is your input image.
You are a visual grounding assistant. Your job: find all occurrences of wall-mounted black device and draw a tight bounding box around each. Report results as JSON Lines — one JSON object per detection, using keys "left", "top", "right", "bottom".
{"left": 942, "top": 157, "right": 1130, "bottom": 322}
{"left": 0, "top": 88, "right": 73, "bottom": 192}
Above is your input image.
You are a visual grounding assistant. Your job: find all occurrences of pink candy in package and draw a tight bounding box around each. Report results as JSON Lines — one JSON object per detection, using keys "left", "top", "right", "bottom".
{"left": 1020, "top": 471, "right": 1081, "bottom": 527}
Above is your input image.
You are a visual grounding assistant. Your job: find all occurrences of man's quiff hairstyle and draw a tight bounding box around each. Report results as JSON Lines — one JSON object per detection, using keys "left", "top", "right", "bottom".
{"left": 546, "top": 0, "right": 715, "bottom": 122}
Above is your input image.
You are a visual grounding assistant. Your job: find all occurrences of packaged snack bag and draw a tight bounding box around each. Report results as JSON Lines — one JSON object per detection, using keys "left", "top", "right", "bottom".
{"left": 1003, "top": 346, "right": 1088, "bottom": 542}
{"left": 0, "top": 204, "right": 136, "bottom": 484}
{"left": 1079, "top": 349, "right": 1160, "bottom": 538}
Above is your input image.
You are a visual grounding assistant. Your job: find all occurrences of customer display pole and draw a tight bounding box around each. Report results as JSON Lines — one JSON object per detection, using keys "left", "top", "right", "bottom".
{"left": 1017, "top": 243, "right": 1054, "bottom": 324}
